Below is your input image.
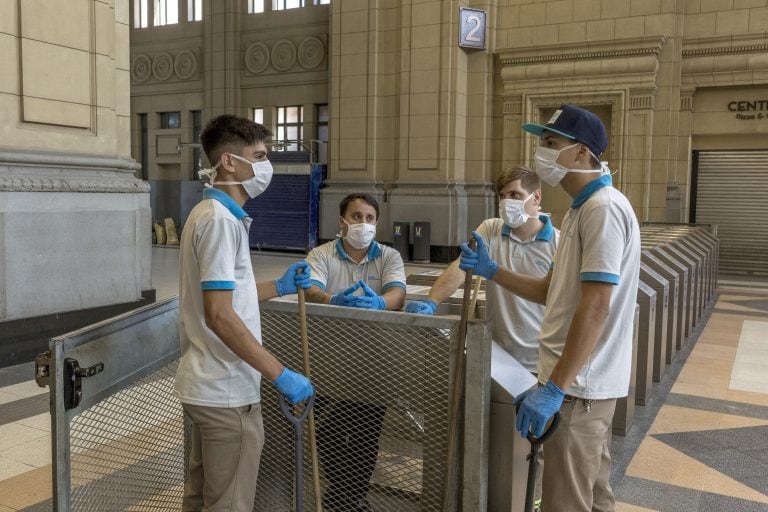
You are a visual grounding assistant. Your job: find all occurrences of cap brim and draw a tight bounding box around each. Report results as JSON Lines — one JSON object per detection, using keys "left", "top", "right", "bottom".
{"left": 521, "top": 123, "right": 576, "bottom": 141}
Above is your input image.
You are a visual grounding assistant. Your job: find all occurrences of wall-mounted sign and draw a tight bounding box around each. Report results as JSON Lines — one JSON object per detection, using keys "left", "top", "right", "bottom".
{"left": 727, "top": 100, "right": 768, "bottom": 120}
{"left": 459, "top": 7, "right": 486, "bottom": 50}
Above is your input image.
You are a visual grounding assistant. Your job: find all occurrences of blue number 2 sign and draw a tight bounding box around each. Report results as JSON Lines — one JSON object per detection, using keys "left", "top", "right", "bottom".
{"left": 459, "top": 7, "right": 486, "bottom": 50}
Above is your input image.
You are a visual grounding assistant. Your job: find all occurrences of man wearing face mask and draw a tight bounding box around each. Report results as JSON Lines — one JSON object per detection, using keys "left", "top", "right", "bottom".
{"left": 460, "top": 105, "right": 640, "bottom": 512}
{"left": 304, "top": 193, "right": 406, "bottom": 511}
{"left": 406, "top": 166, "right": 558, "bottom": 373}
{"left": 176, "top": 115, "right": 314, "bottom": 512}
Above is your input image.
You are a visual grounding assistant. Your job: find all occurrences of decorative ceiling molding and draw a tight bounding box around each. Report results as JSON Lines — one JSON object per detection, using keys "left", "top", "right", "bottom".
{"left": 498, "top": 37, "right": 666, "bottom": 90}
{"left": 682, "top": 34, "right": 768, "bottom": 58}
{"left": 499, "top": 36, "right": 667, "bottom": 66}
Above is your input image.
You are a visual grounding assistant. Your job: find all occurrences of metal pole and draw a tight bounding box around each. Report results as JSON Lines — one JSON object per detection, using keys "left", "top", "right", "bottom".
{"left": 441, "top": 238, "right": 476, "bottom": 511}
{"left": 298, "top": 284, "right": 323, "bottom": 512}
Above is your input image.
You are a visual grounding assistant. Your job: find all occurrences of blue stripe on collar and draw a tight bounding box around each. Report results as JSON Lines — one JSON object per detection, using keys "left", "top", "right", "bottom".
{"left": 535, "top": 215, "right": 554, "bottom": 241}
{"left": 203, "top": 188, "right": 248, "bottom": 220}
{"left": 571, "top": 174, "right": 612, "bottom": 209}
{"left": 501, "top": 214, "right": 554, "bottom": 241}
{"left": 334, "top": 238, "right": 382, "bottom": 261}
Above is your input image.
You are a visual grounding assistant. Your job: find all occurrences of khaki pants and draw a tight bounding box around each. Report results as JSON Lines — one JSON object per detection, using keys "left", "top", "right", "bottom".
{"left": 182, "top": 402, "right": 265, "bottom": 512}
{"left": 542, "top": 397, "right": 616, "bottom": 512}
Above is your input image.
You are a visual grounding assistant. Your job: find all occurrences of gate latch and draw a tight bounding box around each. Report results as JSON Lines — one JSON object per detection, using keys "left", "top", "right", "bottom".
{"left": 35, "top": 351, "right": 51, "bottom": 388}
{"left": 64, "top": 358, "right": 104, "bottom": 410}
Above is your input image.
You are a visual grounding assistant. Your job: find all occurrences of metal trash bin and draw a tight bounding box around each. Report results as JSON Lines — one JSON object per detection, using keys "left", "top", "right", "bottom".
{"left": 393, "top": 221, "right": 411, "bottom": 262}
{"left": 635, "top": 282, "right": 656, "bottom": 406}
{"left": 413, "top": 222, "right": 431, "bottom": 263}
{"left": 640, "top": 263, "right": 670, "bottom": 381}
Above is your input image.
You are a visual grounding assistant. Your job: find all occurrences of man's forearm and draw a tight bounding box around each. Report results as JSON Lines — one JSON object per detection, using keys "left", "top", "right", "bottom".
{"left": 256, "top": 280, "right": 280, "bottom": 302}
{"left": 382, "top": 287, "right": 406, "bottom": 310}
{"left": 207, "top": 309, "right": 284, "bottom": 381}
{"left": 491, "top": 268, "right": 550, "bottom": 305}
{"left": 426, "top": 260, "right": 465, "bottom": 304}
{"left": 304, "top": 286, "right": 331, "bottom": 304}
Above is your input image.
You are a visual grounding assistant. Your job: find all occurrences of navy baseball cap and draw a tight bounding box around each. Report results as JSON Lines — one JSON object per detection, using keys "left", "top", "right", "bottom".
{"left": 522, "top": 105, "right": 608, "bottom": 157}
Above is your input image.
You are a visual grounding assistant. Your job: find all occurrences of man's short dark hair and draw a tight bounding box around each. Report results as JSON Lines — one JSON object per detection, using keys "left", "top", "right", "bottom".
{"left": 200, "top": 114, "right": 272, "bottom": 166}
{"left": 339, "top": 193, "right": 379, "bottom": 219}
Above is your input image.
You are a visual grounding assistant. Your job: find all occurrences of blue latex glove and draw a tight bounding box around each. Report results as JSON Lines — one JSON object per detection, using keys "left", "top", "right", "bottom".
{"left": 329, "top": 282, "right": 363, "bottom": 306}
{"left": 459, "top": 231, "right": 499, "bottom": 280}
{"left": 512, "top": 380, "right": 565, "bottom": 438}
{"left": 274, "top": 262, "right": 311, "bottom": 297}
{"left": 405, "top": 300, "right": 437, "bottom": 315}
{"left": 350, "top": 281, "right": 387, "bottom": 310}
{"left": 273, "top": 368, "right": 314, "bottom": 404}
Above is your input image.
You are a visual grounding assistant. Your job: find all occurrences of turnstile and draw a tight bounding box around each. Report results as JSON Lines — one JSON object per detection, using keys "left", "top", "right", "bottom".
{"left": 642, "top": 250, "right": 681, "bottom": 364}
{"left": 647, "top": 244, "right": 696, "bottom": 344}
{"left": 613, "top": 304, "right": 639, "bottom": 435}
{"left": 635, "top": 282, "right": 656, "bottom": 405}
{"left": 640, "top": 263, "right": 670, "bottom": 381}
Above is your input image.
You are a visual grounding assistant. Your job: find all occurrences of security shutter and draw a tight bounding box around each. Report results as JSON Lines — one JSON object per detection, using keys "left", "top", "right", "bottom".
{"left": 693, "top": 150, "right": 768, "bottom": 275}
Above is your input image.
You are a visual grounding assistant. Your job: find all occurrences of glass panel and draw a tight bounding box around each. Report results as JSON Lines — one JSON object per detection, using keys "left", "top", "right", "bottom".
{"left": 315, "top": 0, "right": 330, "bottom": 4}
{"left": 318, "top": 125, "right": 328, "bottom": 141}
{"left": 168, "top": 0, "right": 178, "bottom": 24}
{"left": 277, "top": 107, "right": 285, "bottom": 124}
{"left": 134, "top": 0, "right": 148, "bottom": 28}
{"left": 160, "top": 111, "right": 181, "bottom": 129}
{"left": 248, "top": 0, "right": 265, "bottom": 13}
{"left": 253, "top": 108, "right": 264, "bottom": 125}
{"left": 318, "top": 104, "right": 329, "bottom": 122}
{"left": 286, "top": 126, "right": 298, "bottom": 141}
{"left": 189, "top": 0, "right": 202, "bottom": 21}
{"left": 286, "top": 106, "right": 298, "bottom": 123}
{"left": 285, "top": 0, "right": 302, "bottom": 10}
{"left": 277, "top": 126, "right": 285, "bottom": 141}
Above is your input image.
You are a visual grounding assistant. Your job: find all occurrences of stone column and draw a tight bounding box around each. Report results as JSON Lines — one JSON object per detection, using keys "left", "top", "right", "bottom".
{"left": 324, "top": 0, "right": 496, "bottom": 258}
{"left": 0, "top": 0, "right": 152, "bottom": 365}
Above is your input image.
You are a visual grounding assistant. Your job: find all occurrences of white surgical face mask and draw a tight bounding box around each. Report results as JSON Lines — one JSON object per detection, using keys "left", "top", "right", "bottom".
{"left": 343, "top": 219, "right": 376, "bottom": 250}
{"left": 533, "top": 143, "right": 603, "bottom": 187}
{"left": 198, "top": 153, "right": 273, "bottom": 199}
{"left": 499, "top": 194, "right": 535, "bottom": 228}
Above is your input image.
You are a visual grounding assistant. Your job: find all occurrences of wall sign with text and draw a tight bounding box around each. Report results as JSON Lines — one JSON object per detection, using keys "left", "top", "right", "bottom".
{"left": 727, "top": 100, "right": 768, "bottom": 120}
{"left": 458, "top": 7, "right": 487, "bottom": 50}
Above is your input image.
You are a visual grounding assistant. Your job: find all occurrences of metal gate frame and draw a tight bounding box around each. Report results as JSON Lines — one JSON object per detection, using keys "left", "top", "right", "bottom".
{"left": 40, "top": 296, "right": 491, "bottom": 512}
{"left": 43, "top": 297, "right": 180, "bottom": 511}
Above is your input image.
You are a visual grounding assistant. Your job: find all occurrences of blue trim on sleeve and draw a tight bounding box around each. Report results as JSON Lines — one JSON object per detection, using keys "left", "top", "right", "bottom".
{"left": 201, "top": 280, "right": 236, "bottom": 290}
{"left": 571, "top": 175, "right": 612, "bottom": 209}
{"left": 203, "top": 188, "right": 248, "bottom": 220}
{"left": 580, "top": 272, "right": 619, "bottom": 285}
{"left": 383, "top": 281, "right": 406, "bottom": 292}
{"left": 310, "top": 279, "right": 326, "bottom": 290}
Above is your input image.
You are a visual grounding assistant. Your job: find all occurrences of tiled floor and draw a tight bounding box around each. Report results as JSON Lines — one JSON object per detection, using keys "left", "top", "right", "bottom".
{"left": 1, "top": 250, "right": 767, "bottom": 511}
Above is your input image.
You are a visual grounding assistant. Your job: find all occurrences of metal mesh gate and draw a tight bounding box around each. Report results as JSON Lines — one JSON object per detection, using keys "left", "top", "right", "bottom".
{"left": 47, "top": 297, "right": 489, "bottom": 511}
{"left": 69, "top": 361, "right": 184, "bottom": 511}
{"left": 257, "top": 301, "right": 463, "bottom": 512}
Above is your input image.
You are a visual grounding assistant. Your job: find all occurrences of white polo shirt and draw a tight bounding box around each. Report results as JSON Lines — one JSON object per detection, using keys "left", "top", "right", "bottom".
{"left": 538, "top": 175, "right": 641, "bottom": 399}
{"left": 175, "top": 188, "right": 263, "bottom": 408}
{"left": 306, "top": 238, "right": 406, "bottom": 296}
{"left": 477, "top": 215, "right": 558, "bottom": 372}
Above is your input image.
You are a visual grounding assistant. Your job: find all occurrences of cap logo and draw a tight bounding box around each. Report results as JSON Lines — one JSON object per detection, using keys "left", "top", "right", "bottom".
{"left": 547, "top": 110, "right": 563, "bottom": 124}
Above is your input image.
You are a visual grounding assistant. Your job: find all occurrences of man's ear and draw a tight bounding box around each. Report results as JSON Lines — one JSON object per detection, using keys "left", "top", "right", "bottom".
{"left": 219, "top": 152, "right": 237, "bottom": 174}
